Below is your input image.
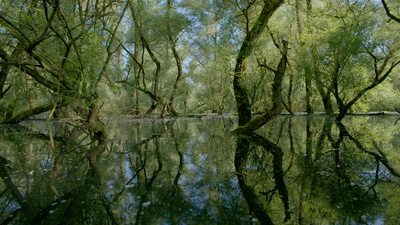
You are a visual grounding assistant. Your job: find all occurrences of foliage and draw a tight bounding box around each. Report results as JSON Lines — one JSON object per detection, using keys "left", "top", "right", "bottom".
{"left": 0, "top": 0, "right": 399, "bottom": 125}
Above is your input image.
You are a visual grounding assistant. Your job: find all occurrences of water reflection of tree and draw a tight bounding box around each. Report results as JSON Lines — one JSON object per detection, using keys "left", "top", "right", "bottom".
{"left": 0, "top": 122, "right": 173, "bottom": 224}
{"left": 104, "top": 120, "right": 191, "bottom": 224}
{"left": 234, "top": 116, "right": 400, "bottom": 224}
{"left": 2, "top": 117, "right": 400, "bottom": 223}
{"left": 298, "top": 117, "right": 400, "bottom": 224}
{"left": 234, "top": 132, "right": 291, "bottom": 224}
{"left": 0, "top": 124, "right": 115, "bottom": 224}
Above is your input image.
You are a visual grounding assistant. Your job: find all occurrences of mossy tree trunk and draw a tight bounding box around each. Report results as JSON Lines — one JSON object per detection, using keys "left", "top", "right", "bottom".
{"left": 233, "top": 39, "right": 289, "bottom": 134}
{"left": 233, "top": 0, "right": 285, "bottom": 126}
{"left": 305, "top": 69, "right": 314, "bottom": 114}
{"left": 1, "top": 102, "right": 55, "bottom": 124}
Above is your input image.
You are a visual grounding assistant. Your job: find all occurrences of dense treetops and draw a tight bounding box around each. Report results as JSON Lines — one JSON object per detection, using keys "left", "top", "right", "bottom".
{"left": 0, "top": 0, "right": 399, "bottom": 129}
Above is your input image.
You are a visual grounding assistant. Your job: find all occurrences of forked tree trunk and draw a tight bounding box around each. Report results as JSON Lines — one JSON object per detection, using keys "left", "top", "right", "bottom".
{"left": 233, "top": 0, "right": 285, "bottom": 126}
{"left": 233, "top": 39, "right": 289, "bottom": 134}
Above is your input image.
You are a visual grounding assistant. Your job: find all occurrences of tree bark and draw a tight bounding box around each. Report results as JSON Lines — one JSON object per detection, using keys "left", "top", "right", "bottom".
{"left": 0, "top": 44, "right": 23, "bottom": 99}
{"left": 305, "top": 68, "right": 313, "bottom": 114}
{"left": 167, "top": 0, "right": 183, "bottom": 117}
{"left": 85, "top": 101, "right": 107, "bottom": 139}
{"left": 287, "top": 70, "right": 294, "bottom": 114}
{"left": 318, "top": 87, "right": 334, "bottom": 116}
{"left": 315, "top": 70, "right": 334, "bottom": 115}
{"left": 233, "top": 0, "right": 285, "bottom": 126}
{"left": 233, "top": 39, "right": 288, "bottom": 134}
{"left": 134, "top": 35, "right": 142, "bottom": 115}
{"left": 1, "top": 102, "right": 55, "bottom": 124}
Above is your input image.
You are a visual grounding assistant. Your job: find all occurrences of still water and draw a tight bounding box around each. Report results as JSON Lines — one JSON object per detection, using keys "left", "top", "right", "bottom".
{"left": 0, "top": 115, "right": 399, "bottom": 224}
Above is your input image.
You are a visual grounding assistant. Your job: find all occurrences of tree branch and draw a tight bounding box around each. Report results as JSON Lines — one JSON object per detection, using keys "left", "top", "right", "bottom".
{"left": 381, "top": 0, "right": 400, "bottom": 23}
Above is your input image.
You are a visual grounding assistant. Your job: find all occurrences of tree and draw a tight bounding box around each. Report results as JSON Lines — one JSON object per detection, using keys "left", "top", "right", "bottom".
{"left": 313, "top": 1, "right": 400, "bottom": 121}
{"left": 0, "top": 0, "right": 131, "bottom": 137}
{"left": 166, "top": 0, "right": 184, "bottom": 116}
{"left": 1, "top": 0, "right": 400, "bottom": 127}
{"left": 232, "top": 0, "right": 285, "bottom": 132}
{"left": 118, "top": 0, "right": 191, "bottom": 117}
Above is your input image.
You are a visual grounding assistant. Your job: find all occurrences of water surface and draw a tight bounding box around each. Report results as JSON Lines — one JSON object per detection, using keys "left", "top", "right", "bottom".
{"left": 0, "top": 115, "right": 399, "bottom": 224}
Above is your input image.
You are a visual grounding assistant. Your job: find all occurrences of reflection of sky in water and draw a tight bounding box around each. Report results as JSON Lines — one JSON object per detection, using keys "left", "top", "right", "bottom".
{"left": 181, "top": 137, "right": 211, "bottom": 210}
{"left": 1, "top": 116, "right": 400, "bottom": 224}
{"left": 179, "top": 135, "right": 241, "bottom": 215}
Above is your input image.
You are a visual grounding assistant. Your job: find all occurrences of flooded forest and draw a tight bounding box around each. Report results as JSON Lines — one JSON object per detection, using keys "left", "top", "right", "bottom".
{"left": 1, "top": 0, "right": 400, "bottom": 224}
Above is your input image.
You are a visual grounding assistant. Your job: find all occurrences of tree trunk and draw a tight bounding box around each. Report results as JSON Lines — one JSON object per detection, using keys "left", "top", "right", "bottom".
{"left": 132, "top": 0, "right": 143, "bottom": 115}
{"left": 233, "top": 39, "right": 288, "bottom": 134}
{"left": 287, "top": 70, "right": 294, "bottom": 114}
{"left": 1, "top": 102, "right": 55, "bottom": 124}
{"left": 0, "top": 46, "right": 23, "bottom": 99}
{"left": 85, "top": 101, "right": 107, "bottom": 139}
{"left": 134, "top": 38, "right": 142, "bottom": 115}
{"left": 233, "top": 0, "right": 284, "bottom": 126}
{"left": 319, "top": 87, "right": 334, "bottom": 116}
{"left": 305, "top": 68, "right": 314, "bottom": 114}
{"left": 167, "top": 0, "right": 182, "bottom": 117}
{"left": 131, "top": 4, "right": 163, "bottom": 116}
{"left": 296, "top": 0, "right": 314, "bottom": 114}
{"left": 140, "top": 36, "right": 162, "bottom": 115}
{"left": 315, "top": 70, "right": 334, "bottom": 115}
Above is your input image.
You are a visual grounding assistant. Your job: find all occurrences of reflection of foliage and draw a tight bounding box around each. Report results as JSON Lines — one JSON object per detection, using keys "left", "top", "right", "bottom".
{"left": 292, "top": 116, "right": 399, "bottom": 224}
{"left": 1, "top": 116, "right": 400, "bottom": 223}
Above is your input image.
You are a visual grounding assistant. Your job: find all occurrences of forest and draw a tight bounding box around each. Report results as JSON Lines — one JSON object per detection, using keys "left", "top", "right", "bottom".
{"left": 1, "top": 0, "right": 400, "bottom": 133}
{"left": 2, "top": 1, "right": 400, "bottom": 224}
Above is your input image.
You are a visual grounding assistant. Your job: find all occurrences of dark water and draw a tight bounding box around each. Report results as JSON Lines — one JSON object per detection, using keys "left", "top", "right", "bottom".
{"left": 0, "top": 115, "right": 399, "bottom": 224}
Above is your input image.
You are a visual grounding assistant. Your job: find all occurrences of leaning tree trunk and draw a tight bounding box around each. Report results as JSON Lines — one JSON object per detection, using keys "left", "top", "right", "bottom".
{"left": 85, "top": 100, "right": 107, "bottom": 139}
{"left": 1, "top": 102, "right": 55, "bottom": 124}
{"left": 233, "top": 39, "right": 289, "bottom": 134}
{"left": 233, "top": 0, "right": 285, "bottom": 126}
